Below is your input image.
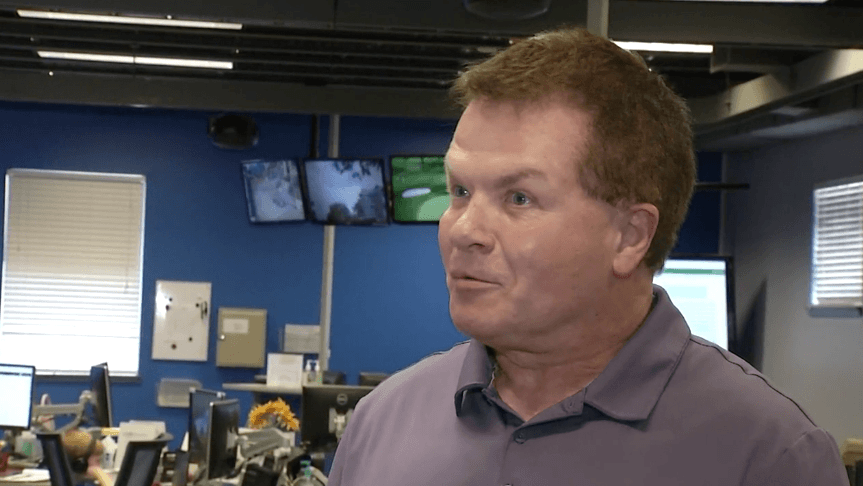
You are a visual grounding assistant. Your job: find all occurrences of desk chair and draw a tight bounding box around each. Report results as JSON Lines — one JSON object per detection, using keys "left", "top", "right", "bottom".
{"left": 38, "top": 432, "right": 169, "bottom": 486}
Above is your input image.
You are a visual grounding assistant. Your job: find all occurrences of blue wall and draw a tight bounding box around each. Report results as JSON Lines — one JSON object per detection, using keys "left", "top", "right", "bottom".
{"left": 0, "top": 101, "right": 720, "bottom": 447}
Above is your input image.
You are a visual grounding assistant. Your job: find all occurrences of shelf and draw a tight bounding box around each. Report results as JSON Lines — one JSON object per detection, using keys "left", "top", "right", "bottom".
{"left": 222, "top": 382, "right": 302, "bottom": 394}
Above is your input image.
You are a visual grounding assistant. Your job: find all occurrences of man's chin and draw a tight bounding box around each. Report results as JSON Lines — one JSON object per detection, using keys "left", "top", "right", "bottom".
{"left": 451, "top": 313, "right": 512, "bottom": 344}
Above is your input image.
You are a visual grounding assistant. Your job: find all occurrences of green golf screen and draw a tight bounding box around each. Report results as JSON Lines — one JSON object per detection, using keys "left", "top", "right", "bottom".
{"left": 390, "top": 155, "right": 449, "bottom": 222}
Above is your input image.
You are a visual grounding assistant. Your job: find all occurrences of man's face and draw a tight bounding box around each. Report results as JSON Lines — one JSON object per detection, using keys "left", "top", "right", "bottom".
{"left": 438, "top": 98, "right": 623, "bottom": 349}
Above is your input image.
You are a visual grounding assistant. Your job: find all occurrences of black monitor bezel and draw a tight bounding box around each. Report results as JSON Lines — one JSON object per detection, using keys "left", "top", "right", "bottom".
{"left": 240, "top": 158, "right": 309, "bottom": 224}
{"left": 660, "top": 253, "right": 737, "bottom": 356}
{"left": 300, "top": 157, "right": 390, "bottom": 226}
{"left": 388, "top": 154, "right": 449, "bottom": 224}
{"left": 37, "top": 432, "right": 76, "bottom": 486}
{"left": 114, "top": 438, "right": 171, "bottom": 486}
{"left": 187, "top": 388, "right": 226, "bottom": 464}
{"left": 89, "top": 362, "right": 113, "bottom": 428}
{"left": 0, "top": 362, "right": 36, "bottom": 430}
{"left": 205, "top": 398, "right": 241, "bottom": 480}
{"left": 300, "top": 384, "right": 375, "bottom": 452}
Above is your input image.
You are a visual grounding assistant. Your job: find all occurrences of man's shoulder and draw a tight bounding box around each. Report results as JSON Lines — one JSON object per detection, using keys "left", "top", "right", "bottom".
{"left": 670, "top": 336, "right": 820, "bottom": 434}
{"left": 358, "top": 340, "right": 471, "bottom": 409}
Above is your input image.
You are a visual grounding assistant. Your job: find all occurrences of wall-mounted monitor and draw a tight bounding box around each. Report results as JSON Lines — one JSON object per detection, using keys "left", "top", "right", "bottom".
{"left": 389, "top": 155, "right": 449, "bottom": 223}
{"left": 0, "top": 363, "right": 35, "bottom": 430}
{"left": 654, "top": 255, "right": 736, "bottom": 353}
{"left": 241, "top": 159, "right": 306, "bottom": 223}
{"left": 89, "top": 362, "right": 113, "bottom": 428}
{"left": 302, "top": 158, "right": 388, "bottom": 225}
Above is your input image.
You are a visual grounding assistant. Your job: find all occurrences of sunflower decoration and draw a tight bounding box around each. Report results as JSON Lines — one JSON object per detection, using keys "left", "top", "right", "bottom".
{"left": 247, "top": 398, "right": 300, "bottom": 431}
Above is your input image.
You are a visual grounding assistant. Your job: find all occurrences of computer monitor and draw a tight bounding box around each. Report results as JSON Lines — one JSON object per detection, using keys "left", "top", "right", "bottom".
{"left": 654, "top": 254, "right": 737, "bottom": 353}
{"left": 89, "top": 362, "right": 113, "bottom": 428}
{"left": 300, "top": 384, "right": 374, "bottom": 452}
{"left": 206, "top": 399, "right": 241, "bottom": 480}
{"left": 357, "top": 372, "right": 388, "bottom": 387}
{"left": 188, "top": 388, "right": 226, "bottom": 464}
{"left": 0, "top": 363, "right": 35, "bottom": 430}
{"left": 37, "top": 432, "right": 75, "bottom": 486}
{"left": 302, "top": 158, "right": 388, "bottom": 225}
{"left": 241, "top": 159, "right": 306, "bottom": 223}
{"left": 114, "top": 439, "right": 171, "bottom": 486}
{"left": 389, "top": 155, "right": 449, "bottom": 223}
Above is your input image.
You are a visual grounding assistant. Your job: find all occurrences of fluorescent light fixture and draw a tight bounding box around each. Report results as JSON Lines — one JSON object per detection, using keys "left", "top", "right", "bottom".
{"left": 17, "top": 9, "right": 242, "bottom": 30}
{"left": 135, "top": 57, "right": 233, "bottom": 69}
{"left": 613, "top": 41, "right": 714, "bottom": 54}
{"left": 37, "top": 50, "right": 233, "bottom": 70}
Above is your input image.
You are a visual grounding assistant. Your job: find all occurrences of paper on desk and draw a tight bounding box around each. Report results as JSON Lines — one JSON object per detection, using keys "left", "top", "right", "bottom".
{"left": 0, "top": 469, "right": 50, "bottom": 483}
{"left": 266, "top": 353, "right": 303, "bottom": 388}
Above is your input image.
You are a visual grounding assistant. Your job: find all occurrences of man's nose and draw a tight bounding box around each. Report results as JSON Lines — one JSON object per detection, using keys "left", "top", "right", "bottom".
{"left": 449, "top": 196, "right": 495, "bottom": 252}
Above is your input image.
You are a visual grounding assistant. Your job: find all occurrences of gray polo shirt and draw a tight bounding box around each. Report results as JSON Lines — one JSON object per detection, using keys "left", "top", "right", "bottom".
{"left": 328, "top": 286, "right": 846, "bottom": 485}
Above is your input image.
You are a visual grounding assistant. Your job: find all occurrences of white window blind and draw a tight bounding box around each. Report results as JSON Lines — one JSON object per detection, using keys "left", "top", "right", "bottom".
{"left": 0, "top": 169, "right": 145, "bottom": 376}
{"left": 811, "top": 176, "right": 863, "bottom": 308}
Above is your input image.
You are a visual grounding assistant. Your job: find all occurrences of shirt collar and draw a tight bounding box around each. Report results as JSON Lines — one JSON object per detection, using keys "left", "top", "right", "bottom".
{"left": 583, "top": 285, "right": 690, "bottom": 421}
{"left": 453, "top": 285, "right": 690, "bottom": 421}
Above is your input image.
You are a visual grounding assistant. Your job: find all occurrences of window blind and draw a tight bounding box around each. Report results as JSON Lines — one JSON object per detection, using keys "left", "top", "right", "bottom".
{"left": 0, "top": 169, "right": 145, "bottom": 376}
{"left": 811, "top": 177, "right": 863, "bottom": 308}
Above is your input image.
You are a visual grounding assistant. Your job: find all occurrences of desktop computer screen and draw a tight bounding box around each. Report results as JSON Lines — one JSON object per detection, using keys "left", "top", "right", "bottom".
{"left": 188, "top": 388, "right": 226, "bottom": 464}
{"left": 0, "top": 363, "right": 35, "bottom": 429}
{"left": 302, "top": 158, "right": 388, "bottom": 225}
{"left": 389, "top": 155, "right": 449, "bottom": 223}
{"left": 206, "top": 399, "right": 240, "bottom": 480}
{"left": 89, "top": 363, "right": 113, "bottom": 428}
{"left": 654, "top": 255, "right": 736, "bottom": 352}
{"left": 301, "top": 384, "right": 374, "bottom": 453}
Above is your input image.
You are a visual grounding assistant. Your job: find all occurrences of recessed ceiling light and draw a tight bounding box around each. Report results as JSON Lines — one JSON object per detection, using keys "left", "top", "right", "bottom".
{"left": 18, "top": 9, "right": 242, "bottom": 30}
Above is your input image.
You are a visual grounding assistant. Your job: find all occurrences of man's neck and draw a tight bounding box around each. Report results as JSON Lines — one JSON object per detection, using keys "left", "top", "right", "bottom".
{"left": 491, "top": 286, "right": 656, "bottom": 422}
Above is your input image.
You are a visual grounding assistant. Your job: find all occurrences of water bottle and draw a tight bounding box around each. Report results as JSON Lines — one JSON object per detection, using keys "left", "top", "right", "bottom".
{"left": 291, "top": 460, "right": 318, "bottom": 486}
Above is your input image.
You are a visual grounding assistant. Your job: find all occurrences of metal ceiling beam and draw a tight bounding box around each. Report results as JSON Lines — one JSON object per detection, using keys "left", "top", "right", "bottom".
{"left": 0, "top": 68, "right": 462, "bottom": 119}
{"left": 692, "top": 49, "right": 863, "bottom": 137}
{"left": 609, "top": 1, "right": 863, "bottom": 47}
{"left": 710, "top": 47, "right": 800, "bottom": 75}
{"left": 4, "top": 1, "right": 863, "bottom": 47}
{"left": 586, "top": 0, "right": 609, "bottom": 38}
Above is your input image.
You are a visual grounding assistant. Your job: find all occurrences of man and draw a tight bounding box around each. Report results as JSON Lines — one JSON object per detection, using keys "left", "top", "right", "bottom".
{"left": 328, "top": 27, "right": 846, "bottom": 485}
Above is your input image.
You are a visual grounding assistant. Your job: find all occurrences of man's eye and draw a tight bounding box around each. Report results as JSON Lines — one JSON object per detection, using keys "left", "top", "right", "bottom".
{"left": 451, "top": 186, "right": 469, "bottom": 198}
{"left": 510, "top": 192, "right": 531, "bottom": 206}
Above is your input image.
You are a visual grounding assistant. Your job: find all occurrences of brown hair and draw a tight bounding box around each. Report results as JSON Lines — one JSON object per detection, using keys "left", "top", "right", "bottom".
{"left": 451, "top": 27, "right": 695, "bottom": 271}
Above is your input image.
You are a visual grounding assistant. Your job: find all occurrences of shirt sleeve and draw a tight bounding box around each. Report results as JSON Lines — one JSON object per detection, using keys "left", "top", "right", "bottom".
{"left": 763, "top": 428, "right": 848, "bottom": 486}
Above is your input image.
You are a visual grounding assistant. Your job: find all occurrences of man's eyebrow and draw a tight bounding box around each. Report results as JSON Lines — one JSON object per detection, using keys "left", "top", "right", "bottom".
{"left": 444, "top": 161, "right": 548, "bottom": 187}
{"left": 493, "top": 168, "right": 547, "bottom": 188}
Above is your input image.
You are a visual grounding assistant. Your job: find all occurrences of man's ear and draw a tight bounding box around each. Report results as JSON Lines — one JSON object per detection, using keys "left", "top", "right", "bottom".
{"left": 612, "top": 203, "right": 659, "bottom": 278}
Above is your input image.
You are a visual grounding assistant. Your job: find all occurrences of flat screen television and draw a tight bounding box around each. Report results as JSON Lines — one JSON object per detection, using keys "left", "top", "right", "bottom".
{"left": 0, "top": 363, "right": 35, "bottom": 429}
{"left": 654, "top": 254, "right": 736, "bottom": 353}
{"left": 89, "top": 363, "right": 113, "bottom": 428}
{"left": 188, "top": 388, "right": 226, "bottom": 464}
{"left": 206, "top": 399, "right": 241, "bottom": 480}
{"left": 301, "top": 384, "right": 374, "bottom": 453}
{"left": 389, "top": 155, "right": 449, "bottom": 223}
{"left": 302, "top": 158, "right": 388, "bottom": 225}
{"left": 241, "top": 159, "right": 306, "bottom": 223}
